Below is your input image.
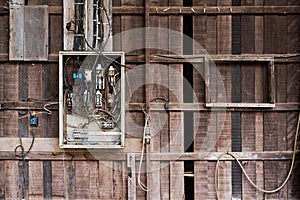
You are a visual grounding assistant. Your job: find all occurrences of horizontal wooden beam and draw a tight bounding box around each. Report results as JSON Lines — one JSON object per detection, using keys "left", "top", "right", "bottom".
{"left": 112, "top": 6, "right": 300, "bottom": 15}
{"left": 1, "top": 101, "right": 299, "bottom": 112}
{"left": 149, "top": 151, "right": 298, "bottom": 161}
{"left": 3, "top": 6, "right": 299, "bottom": 15}
{"left": 0, "top": 146, "right": 297, "bottom": 162}
{"left": 0, "top": 5, "right": 62, "bottom": 15}
{"left": 49, "top": 6, "right": 62, "bottom": 14}
{"left": 0, "top": 101, "right": 58, "bottom": 111}
{"left": 1, "top": 53, "right": 300, "bottom": 63}
{"left": 129, "top": 103, "right": 300, "bottom": 112}
{"left": 126, "top": 54, "right": 300, "bottom": 64}
{"left": 0, "top": 138, "right": 142, "bottom": 155}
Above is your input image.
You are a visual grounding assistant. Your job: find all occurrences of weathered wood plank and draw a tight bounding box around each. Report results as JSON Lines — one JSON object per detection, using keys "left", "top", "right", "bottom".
{"left": 65, "top": 161, "right": 75, "bottom": 199}
{"left": 4, "top": 64, "right": 19, "bottom": 137}
{"left": 51, "top": 161, "right": 65, "bottom": 199}
{"left": 216, "top": 1, "right": 232, "bottom": 199}
{"left": 49, "top": 15, "right": 63, "bottom": 55}
{"left": 0, "top": 150, "right": 298, "bottom": 161}
{"left": 29, "top": 161, "right": 43, "bottom": 199}
{"left": 89, "top": 161, "right": 99, "bottom": 199}
{"left": 255, "top": 112, "right": 264, "bottom": 199}
{"left": 43, "top": 161, "right": 52, "bottom": 200}
{"left": 0, "top": 160, "right": 5, "bottom": 199}
{"left": 241, "top": 112, "right": 256, "bottom": 200}
{"left": 264, "top": 112, "right": 279, "bottom": 199}
{"left": 112, "top": 6, "right": 300, "bottom": 15}
{"left": 127, "top": 154, "right": 136, "bottom": 200}
{"left": 24, "top": 6, "right": 49, "bottom": 61}
{"left": 9, "top": 0, "right": 24, "bottom": 60}
{"left": 113, "top": 161, "right": 127, "bottom": 199}
{"left": 28, "top": 64, "right": 43, "bottom": 138}
{"left": 0, "top": 15, "right": 8, "bottom": 55}
{"left": 194, "top": 161, "right": 208, "bottom": 199}
{"left": 5, "top": 161, "right": 20, "bottom": 199}
{"left": 206, "top": 16, "right": 217, "bottom": 55}
{"left": 99, "top": 161, "right": 113, "bottom": 199}
{"left": 15, "top": 52, "right": 300, "bottom": 63}
{"left": 168, "top": 1, "right": 184, "bottom": 197}
{"left": 63, "top": 0, "right": 74, "bottom": 50}
{"left": 103, "top": 0, "right": 113, "bottom": 51}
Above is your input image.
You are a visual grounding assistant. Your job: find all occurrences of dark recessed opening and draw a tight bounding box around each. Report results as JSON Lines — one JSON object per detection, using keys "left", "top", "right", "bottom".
{"left": 183, "top": 1, "right": 194, "bottom": 198}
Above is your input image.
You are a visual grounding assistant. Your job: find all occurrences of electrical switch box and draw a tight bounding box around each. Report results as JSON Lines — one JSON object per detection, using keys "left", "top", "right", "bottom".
{"left": 59, "top": 51, "right": 125, "bottom": 148}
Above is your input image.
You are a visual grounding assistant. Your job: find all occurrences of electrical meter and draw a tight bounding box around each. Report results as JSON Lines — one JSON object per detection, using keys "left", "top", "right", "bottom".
{"left": 59, "top": 51, "right": 125, "bottom": 148}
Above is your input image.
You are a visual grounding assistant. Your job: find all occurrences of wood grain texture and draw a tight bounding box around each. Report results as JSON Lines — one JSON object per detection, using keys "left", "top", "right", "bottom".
{"left": 24, "top": 6, "right": 49, "bottom": 61}
{"left": 113, "top": 161, "right": 127, "bottom": 199}
{"left": 74, "top": 161, "right": 91, "bottom": 199}
{"left": 99, "top": 161, "right": 113, "bottom": 199}
{"left": 29, "top": 161, "right": 43, "bottom": 199}
{"left": 9, "top": 0, "right": 24, "bottom": 60}
{"left": 0, "top": 15, "right": 8, "bottom": 55}
{"left": 63, "top": 0, "right": 74, "bottom": 50}
{"left": 168, "top": 1, "right": 184, "bottom": 197}
{"left": 0, "top": 160, "right": 5, "bottom": 199}
{"left": 28, "top": 64, "right": 43, "bottom": 138}
{"left": 88, "top": 161, "right": 100, "bottom": 199}
{"left": 5, "top": 161, "right": 21, "bottom": 200}
{"left": 65, "top": 161, "right": 75, "bottom": 199}
{"left": 43, "top": 161, "right": 52, "bottom": 200}
{"left": 52, "top": 161, "right": 65, "bottom": 199}
{"left": 49, "top": 15, "right": 63, "bottom": 55}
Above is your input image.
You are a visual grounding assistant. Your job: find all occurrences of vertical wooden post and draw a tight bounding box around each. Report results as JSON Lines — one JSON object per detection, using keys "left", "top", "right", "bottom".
{"left": 63, "top": 0, "right": 75, "bottom": 50}
{"left": 204, "top": 56, "right": 210, "bottom": 105}
{"left": 268, "top": 60, "right": 276, "bottom": 104}
{"left": 127, "top": 153, "right": 137, "bottom": 200}
{"left": 144, "top": 0, "right": 152, "bottom": 199}
{"left": 9, "top": 0, "right": 24, "bottom": 60}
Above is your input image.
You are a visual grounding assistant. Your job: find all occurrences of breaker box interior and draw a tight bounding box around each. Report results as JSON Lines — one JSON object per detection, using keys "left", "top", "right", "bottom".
{"left": 59, "top": 51, "right": 125, "bottom": 148}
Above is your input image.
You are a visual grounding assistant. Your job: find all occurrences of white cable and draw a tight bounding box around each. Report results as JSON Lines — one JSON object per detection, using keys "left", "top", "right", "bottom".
{"left": 215, "top": 113, "right": 300, "bottom": 199}
{"left": 137, "top": 117, "right": 149, "bottom": 192}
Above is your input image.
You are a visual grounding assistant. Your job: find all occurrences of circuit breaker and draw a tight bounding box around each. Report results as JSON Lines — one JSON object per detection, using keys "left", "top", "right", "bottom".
{"left": 59, "top": 51, "right": 125, "bottom": 148}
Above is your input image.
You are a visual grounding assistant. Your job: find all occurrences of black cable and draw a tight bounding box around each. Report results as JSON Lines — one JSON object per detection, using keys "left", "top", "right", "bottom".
{"left": 14, "top": 131, "right": 35, "bottom": 200}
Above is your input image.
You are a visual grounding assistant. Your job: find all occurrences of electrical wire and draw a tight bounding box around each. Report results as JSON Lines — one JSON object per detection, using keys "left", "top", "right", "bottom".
{"left": 215, "top": 113, "right": 300, "bottom": 200}
{"left": 14, "top": 131, "right": 35, "bottom": 200}
{"left": 137, "top": 116, "right": 149, "bottom": 192}
{"left": 18, "top": 102, "right": 58, "bottom": 120}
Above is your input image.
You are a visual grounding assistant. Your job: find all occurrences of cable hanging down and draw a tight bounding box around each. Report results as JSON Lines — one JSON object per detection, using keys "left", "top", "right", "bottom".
{"left": 215, "top": 113, "right": 300, "bottom": 200}
{"left": 137, "top": 111, "right": 151, "bottom": 192}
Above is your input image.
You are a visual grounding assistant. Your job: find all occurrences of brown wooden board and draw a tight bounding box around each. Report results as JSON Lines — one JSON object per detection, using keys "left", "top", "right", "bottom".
{"left": 52, "top": 161, "right": 66, "bottom": 199}
{"left": 0, "top": 0, "right": 299, "bottom": 199}
{"left": 0, "top": 160, "right": 5, "bottom": 199}
{"left": 5, "top": 161, "right": 21, "bottom": 199}
{"left": 28, "top": 161, "right": 43, "bottom": 199}
{"left": 113, "top": 161, "right": 127, "bottom": 199}
{"left": 49, "top": 15, "right": 63, "bottom": 55}
{"left": 0, "top": 15, "right": 8, "bottom": 55}
{"left": 99, "top": 161, "right": 113, "bottom": 199}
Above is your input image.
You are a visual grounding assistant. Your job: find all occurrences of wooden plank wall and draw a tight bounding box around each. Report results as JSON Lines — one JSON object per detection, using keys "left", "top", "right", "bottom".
{"left": 0, "top": 0, "right": 299, "bottom": 199}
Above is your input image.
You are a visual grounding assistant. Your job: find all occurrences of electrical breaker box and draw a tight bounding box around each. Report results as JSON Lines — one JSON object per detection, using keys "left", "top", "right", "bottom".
{"left": 59, "top": 51, "right": 125, "bottom": 148}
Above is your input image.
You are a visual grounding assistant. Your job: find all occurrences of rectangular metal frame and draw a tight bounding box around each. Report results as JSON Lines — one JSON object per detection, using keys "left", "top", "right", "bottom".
{"left": 59, "top": 51, "right": 125, "bottom": 148}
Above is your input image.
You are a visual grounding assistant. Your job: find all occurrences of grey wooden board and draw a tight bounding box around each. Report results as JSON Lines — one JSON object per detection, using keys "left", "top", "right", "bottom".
{"left": 63, "top": 0, "right": 74, "bottom": 50}
{"left": 24, "top": 6, "right": 49, "bottom": 61}
{"left": 9, "top": 0, "right": 24, "bottom": 60}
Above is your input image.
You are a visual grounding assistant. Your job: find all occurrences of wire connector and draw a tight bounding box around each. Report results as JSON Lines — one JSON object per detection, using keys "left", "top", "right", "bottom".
{"left": 144, "top": 125, "right": 151, "bottom": 144}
